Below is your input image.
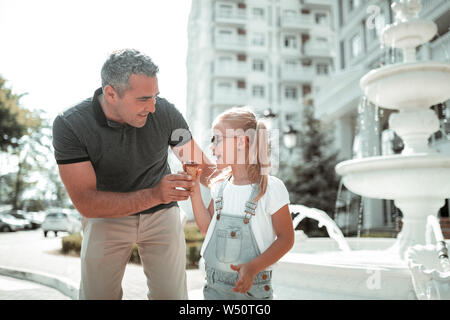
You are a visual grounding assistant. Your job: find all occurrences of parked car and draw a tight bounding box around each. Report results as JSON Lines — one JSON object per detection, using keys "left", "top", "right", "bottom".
{"left": 21, "top": 211, "right": 46, "bottom": 229}
{"left": 8, "top": 210, "right": 33, "bottom": 230}
{"left": 41, "top": 211, "right": 82, "bottom": 237}
{"left": 0, "top": 213, "right": 28, "bottom": 232}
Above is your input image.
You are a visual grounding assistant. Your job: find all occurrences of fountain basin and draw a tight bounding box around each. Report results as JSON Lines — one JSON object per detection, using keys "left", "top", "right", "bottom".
{"left": 360, "top": 62, "right": 450, "bottom": 109}
{"left": 406, "top": 244, "right": 450, "bottom": 299}
{"left": 335, "top": 153, "right": 450, "bottom": 200}
{"left": 274, "top": 238, "right": 418, "bottom": 299}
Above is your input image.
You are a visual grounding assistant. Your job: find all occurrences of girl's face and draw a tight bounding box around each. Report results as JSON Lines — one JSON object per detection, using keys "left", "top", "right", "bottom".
{"left": 211, "top": 123, "right": 246, "bottom": 168}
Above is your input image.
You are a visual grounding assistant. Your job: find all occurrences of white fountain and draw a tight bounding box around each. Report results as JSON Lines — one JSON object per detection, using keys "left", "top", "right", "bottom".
{"left": 335, "top": 0, "right": 450, "bottom": 259}
{"left": 272, "top": 0, "right": 450, "bottom": 300}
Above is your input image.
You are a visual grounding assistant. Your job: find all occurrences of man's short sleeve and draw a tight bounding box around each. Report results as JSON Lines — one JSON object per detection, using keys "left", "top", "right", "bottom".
{"left": 162, "top": 99, "right": 192, "bottom": 147}
{"left": 52, "top": 115, "right": 89, "bottom": 164}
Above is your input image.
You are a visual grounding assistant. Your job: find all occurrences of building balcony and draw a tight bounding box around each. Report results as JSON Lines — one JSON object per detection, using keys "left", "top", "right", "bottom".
{"left": 213, "top": 89, "right": 247, "bottom": 105}
{"left": 281, "top": 99, "right": 303, "bottom": 114}
{"left": 301, "top": 0, "right": 333, "bottom": 9}
{"left": 280, "top": 14, "right": 314, "bottom": 30}
{"left": 214, "top": 62, "right": 249, "bottom": 78}
{"left": 280, "top": 66, "right": 315, "bottom": 82}
{"left": 303, "top": 40, "right": 333, "bottom": 57}
{"left": 216, "top": 8, "right": 247, "bottom": 25}
{"left": 215, "top": 35, "right": 247, "bottom": 51}
{"left": 280, "top": 46, "right": 301, "bottom": 57}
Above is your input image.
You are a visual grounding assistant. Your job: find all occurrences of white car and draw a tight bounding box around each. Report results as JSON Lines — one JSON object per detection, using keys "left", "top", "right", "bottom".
{"left": 41, "top": 211, "right": 82, "bottom": 237}
{"left": 0, "top": 213, "right": 28, "bottom": 232}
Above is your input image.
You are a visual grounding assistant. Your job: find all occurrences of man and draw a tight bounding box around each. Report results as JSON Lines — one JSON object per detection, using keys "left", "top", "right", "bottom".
{"left": 52, "top": 49, "right": 215, "bottom": 300}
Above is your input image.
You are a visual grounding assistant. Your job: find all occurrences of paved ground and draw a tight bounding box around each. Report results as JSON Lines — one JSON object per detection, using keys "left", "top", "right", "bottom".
{"left": 0, "top": 229, "right": 298, "bottom": 300}
{"left": 0, "top": 274, "right": 70, "bottom": 300}
{"left": 0, "top": 229, "right": 205, "bottom": 300}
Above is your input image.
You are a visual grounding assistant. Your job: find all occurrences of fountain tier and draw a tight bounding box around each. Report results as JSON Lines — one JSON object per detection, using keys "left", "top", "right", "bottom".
{"left": 360, "top": 62, "right": 450, "bottom": 109}
{"left": 336, "top": 153, "right": 450, "bottom": 258}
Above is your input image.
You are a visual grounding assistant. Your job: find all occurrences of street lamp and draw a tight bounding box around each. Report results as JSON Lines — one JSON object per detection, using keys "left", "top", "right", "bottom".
{"left": 263, "top": 108, "right": 277, "bottom": 132}
{"left": 283, "top": 125, "right": 298, "bottom": 151}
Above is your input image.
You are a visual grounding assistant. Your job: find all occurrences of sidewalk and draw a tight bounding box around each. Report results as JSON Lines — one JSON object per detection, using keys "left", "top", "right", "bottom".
{"left": 0, "top": 229, "right": 205, "bottom": 300}
{"left": 0, "top": 274, "right": 70, "bottom": 300}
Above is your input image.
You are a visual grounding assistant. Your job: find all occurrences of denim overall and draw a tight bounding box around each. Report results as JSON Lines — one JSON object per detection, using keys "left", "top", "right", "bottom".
{"left": 203, "top": 178, "right": 273, "bottom": 300}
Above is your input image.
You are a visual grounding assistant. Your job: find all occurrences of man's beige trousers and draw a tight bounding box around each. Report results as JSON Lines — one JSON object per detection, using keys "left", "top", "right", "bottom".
{"left": 79, "top": 206, "right": 188, "bottom": 300}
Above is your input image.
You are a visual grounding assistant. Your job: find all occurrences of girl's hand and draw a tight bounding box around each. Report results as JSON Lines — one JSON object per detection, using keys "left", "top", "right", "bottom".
{"left": 230, "top": 263, "right": 257, "bottom": 294}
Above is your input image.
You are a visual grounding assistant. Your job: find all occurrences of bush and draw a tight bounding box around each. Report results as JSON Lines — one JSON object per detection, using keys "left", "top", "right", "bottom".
{"left": 61, "top": 233, "right": 83, "bottom": 255}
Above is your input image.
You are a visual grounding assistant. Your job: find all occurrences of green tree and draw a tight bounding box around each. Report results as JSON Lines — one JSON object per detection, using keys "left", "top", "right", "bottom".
{"left": 9, "top": 115, "right": 53, "bottom": 210}
{"left": 284, "top": 105, "right": 341, "bottom": 235}
{"left": 0, "top": 76, "right": 39, "bottom": 151}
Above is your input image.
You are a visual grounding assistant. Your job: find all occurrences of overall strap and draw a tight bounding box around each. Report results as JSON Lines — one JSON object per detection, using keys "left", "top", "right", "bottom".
{"left": 243, "top": 183, "right": 259, "bottom": 224}
{"left": 214, "top": 176, "right": 230, "bottom": 220}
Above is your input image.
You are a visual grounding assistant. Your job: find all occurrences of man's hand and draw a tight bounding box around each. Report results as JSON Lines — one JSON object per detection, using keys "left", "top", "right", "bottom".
{"left": 230, "top": 263, "right": 258, "bottom": 294}
{"left": 153, "top": 173, "right": 195, "bottom": 204}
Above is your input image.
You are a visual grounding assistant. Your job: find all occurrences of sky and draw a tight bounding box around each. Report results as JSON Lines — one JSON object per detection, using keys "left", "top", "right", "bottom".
{"left": 0, "top": 0, "right": 192, "bottom": 121}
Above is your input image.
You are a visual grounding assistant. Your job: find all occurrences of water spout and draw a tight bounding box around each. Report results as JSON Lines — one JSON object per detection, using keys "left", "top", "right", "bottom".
{"left": 426, "top": 215, "right": 450, "bottom": 273}
{"left": 290, "top": 204, "right": 351, "bottom": 252}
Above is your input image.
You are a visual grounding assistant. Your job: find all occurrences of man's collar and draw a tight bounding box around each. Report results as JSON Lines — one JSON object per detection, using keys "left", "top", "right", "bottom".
{"left": 92, "top": 88, "right": 108, "bottom": 127}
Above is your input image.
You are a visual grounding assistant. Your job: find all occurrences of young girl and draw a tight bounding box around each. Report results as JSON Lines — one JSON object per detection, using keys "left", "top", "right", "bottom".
{"left": 189, "top": 106, "right": 294, "bottom": 300}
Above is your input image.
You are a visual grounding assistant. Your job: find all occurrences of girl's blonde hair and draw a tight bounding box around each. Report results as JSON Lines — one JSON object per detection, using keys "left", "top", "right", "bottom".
{"left": 209, "top": 106, "right": 271, "bottom": 202}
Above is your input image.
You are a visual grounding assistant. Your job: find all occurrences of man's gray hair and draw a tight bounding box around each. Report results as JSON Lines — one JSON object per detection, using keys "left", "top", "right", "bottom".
{"left": 101, "top": 49, "right": 159, "bottom": 95}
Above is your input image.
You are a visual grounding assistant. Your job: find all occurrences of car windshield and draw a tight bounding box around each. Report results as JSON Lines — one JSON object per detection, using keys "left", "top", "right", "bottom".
{"left": 46, "top": 213, "right": 67, "bottom": 219}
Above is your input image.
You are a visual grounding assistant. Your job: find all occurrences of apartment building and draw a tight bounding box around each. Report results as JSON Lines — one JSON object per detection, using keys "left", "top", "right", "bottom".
{"left": 315, "top": 0, "right": 450, "bottom": 232}
{"left": 186, "top": 0, "right": 335, "bottom": 161}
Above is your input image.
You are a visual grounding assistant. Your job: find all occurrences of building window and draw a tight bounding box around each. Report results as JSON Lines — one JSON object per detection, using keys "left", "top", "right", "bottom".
{"left": 237, "top": 80, "right": 246, "bottom": 89}
{"left": 350, "top": 33, "right": 361, "bottom": 58}
{"left": 316, "top": 63, "right": 329, "bottom": 75}
{"left": 237, "top": 28, "right": 246, "bottom": 35}
{"left": 218, "top": 82, "right": 232, "bottom": 91}
{"left": 349, "top": 0, "right": 361, "bottom": 12}
{"left": 218, "top": 4, "right": 233, "bottom": 17}
{"left": 252, "top": 32, "right": 265, "bottom": 46}
{"left": 284, "top": 35, "right": 297, "bottom": 49}
{"left": 374, "top": 12, "right": 385, "bottom": 38}
{"left": 283, "top": 9, "right": 296, "bottom": 18}
{"left": 252, "top": 85, "right": 265, "bottom": 98}
{"left": 237, "top": 54, "right": 247, "bottom": 62}
{"left": 252, "top": 7, "right": 264, "bottom": 20}
{"left": 315, "top": 13, "right": 328, "bottom": 25}
{"left": 302, "top": 84, "right": 311, "bottom": 97}
{"left": 285, "top": 59, "right": 298, "bottom": 68}
{"left": 218, "top": 56, "right": 232, "bottom": 64}
{"left": 253, "top": 59, "right": 265, "bottom": 72}
{"left": 284, "top": 87, "right": 298, "bottom": 100}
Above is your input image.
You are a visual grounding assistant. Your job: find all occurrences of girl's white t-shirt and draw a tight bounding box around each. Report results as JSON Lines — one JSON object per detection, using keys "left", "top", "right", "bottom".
{"left": 200, "top": 175, "right": 291, "bottom": 261}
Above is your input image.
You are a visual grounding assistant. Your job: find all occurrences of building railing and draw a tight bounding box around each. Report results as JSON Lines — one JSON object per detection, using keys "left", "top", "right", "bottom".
{"left": 213, "top": 89, "right": 247, "bottom": 105}
{"left": 280, "top": 14, "right": 314, "bottom": 29}
{"left": 280, "top": 66, "right": 315, "bottom": 81}
{"left": 302, "top": 0, "right": 333, "bottom": 6}
{"left": 214, "top": 62, "right": 249, "bottom": 77}
{"left": 216, "top": 8, "right": 247, "bottom": 21}
{"left": 304, "top": 40, "right": 333, "bottom": 57}
{"left": 215, "top": 35, "right": 247, "bottom": 49}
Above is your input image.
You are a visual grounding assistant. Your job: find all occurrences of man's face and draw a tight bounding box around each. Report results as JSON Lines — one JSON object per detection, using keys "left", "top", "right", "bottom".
{"left": 114, "top": 74, "right": 159, "bottom": 128}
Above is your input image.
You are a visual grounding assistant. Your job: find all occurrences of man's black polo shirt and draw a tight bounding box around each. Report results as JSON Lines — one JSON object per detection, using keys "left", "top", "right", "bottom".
{"left": 52, "top": 88, "right": 192, "bottom": 215}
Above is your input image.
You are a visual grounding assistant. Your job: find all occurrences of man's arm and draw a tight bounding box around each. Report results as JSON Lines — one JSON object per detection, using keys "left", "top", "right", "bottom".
{"left": 57, "top": 161, "right": 194, "bottom": 218}
{"left": 171, "top": 138, "right": 218, "bottom": 188}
